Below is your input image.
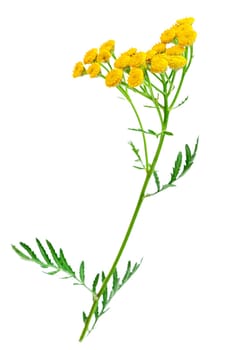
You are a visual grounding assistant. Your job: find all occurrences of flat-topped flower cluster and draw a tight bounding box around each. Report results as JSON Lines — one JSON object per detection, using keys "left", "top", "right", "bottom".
{"left": 73, "top": 17, "right": 196, "bottom": 88}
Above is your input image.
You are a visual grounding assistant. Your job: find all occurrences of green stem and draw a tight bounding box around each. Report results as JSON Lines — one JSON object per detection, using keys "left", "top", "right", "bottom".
{"left": 119, "top": 87, "right": 149, "bottom": 172}
{"left": 79, "top": 125, "right": 168, "bottom": 342}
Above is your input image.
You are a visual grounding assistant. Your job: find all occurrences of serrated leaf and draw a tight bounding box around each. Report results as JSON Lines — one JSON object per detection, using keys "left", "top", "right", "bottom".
{"left": 45, "top": 269, "right": 60, "bottom": 275}
{"left": 122, "top": 261, "right": 132, "bottom": 284}
{"left": 94, "top": 303, "right": 99, "bottom": 320}
{"left": 36, "top": 238, "right": 53, "bottom": 265}
{"left": 12, "top": 245, "right": 31, "bottom": 261}
{"left": 82, "top": 311, "right": 87, "bottom": 323}
{"left": 133, "top": 165, "right": 144, "bottom": 170}
{"left": 79, "top": 261, "right": 85, "bottom": 283}
{"left": 92, "top": 273, "right": 100, "bottom": 293}
{"left": 19, "top": 242, "right": 41, "bottom": 263}
{"left": 174, "top": 96, "right": 188, "bottom": 109}
{"left": 59, "top": 249, "right": 74, "bottom": 275}
{"left": 169, "top": 151, "right": 182, "bottom": 183}
{"left": 46, "top": 240, "right": 60, "bottom": 266}
{"left": 112, "top": 268, "right": 119, "bottom": 293}
{"left": 180, "top": 137, "right": 199, "bottom": 177}
{"left": 163, "top": 131, "right": 173, "bottom": 136}
{"left": 153, "top": 170, "right": 161, "bottom": 192}
{"left": 101, "top": 272, "right": 108, "bottom": 309}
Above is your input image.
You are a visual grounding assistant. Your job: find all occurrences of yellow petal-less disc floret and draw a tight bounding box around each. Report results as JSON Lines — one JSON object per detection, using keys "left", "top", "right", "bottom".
{"left": 176, "top": 17, "right": 195, "bottom": 25}
{"left": 177, "top": 29, "right": 197, "bottom": 46}
{"left": 128, "top": 68, "right": 144, "bottom": 87}
{"left": 114, "top": 54, "right": 131, "bottom": 69}
{"left": 166, "top": 55, "right": 187, "bottom": 70}
{"left": 87, "top": 63, "right": 101, "bottom": 78}
{"left": 146, "top": 49, "right": 156, "bottom": 62}
{"left": 105, "top": 68, "right": 123, "bottom": 87}
{"left": 83, "top": 48, "right": 98, "bottom": 64}
{"left": 121, "top": 48, "right": 137, "bottom": 56}
{"left": 150, "top": 55, "right": 168, "bottom": 73}
{"left": 166, "top": 45, "right": 185, "bottom": 55}
{"left": 97, "top": 49, "right": 111, "bottom": 63}
{"left": 129, "top": 52, "right": 146, "bottom": 68}
{"left": 99, "top": 40, "right": 115, "bottom": 52}
{"left": 73, "top": 61, "right": 86, "bottom": 78}
{"left": 151, "top": 43, "right": 166, "bottom": 54}
{"left": 160, "top": 28, "right": 176, "bottom": 44}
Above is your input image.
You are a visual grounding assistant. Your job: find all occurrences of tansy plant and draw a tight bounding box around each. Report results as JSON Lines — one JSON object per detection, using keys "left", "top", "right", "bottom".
{"left": 12, "top": 17, "right": 198, "bottom": 342}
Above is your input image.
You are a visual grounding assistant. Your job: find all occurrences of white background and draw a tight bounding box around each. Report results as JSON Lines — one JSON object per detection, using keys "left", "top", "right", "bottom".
{"left": 1, "top": 1, "right": 233, "bottom": 349}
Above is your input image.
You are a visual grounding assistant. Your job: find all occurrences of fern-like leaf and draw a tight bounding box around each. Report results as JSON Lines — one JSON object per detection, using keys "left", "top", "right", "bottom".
{"left": 153, "top": 170, "right": 161, "bottom": 192}
{"left": 19, "top": 242, "right": 42, "bottom": 264}
{"left": 169, "top": 151, "right": 182, "bottom": 183}
{"left": 46, "top": 240, "right": 60, "bottom": 266}
{"left": 92, "top": 273, "right": 100, "bottom": 294}
{"left": 79, "top": 261, "right": 85, "bottom": 283}
{"left": 59, "top": 249, "right": 74, "bottom": 275}
{"left": 101, "top": 272, "right": 108, "bottom": 309}
{"left": 122, "top": 261, "right": 132, "bottom": 284}
{"left": 11, "top": 245, "right": 31, "bottom": 261}
{"left": 36, "top": 238, "right": 53, "bottom": 265}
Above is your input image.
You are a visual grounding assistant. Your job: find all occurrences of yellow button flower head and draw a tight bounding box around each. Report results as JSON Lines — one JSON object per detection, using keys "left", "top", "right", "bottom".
{"left": 166, "top": 55, "right": 187, "bottom": 70}
{"left": 146, "top": 49, "right": 156, "bottom": 62}
{"left": 121, "top": 48, "right": 137, "bottom": 56}
{"left": 83, "top": 48, "right": 98, "bottom": 64}
{"left": 166, "top": 45, "right": 185, "bottom": 55}
{"left": 87, "top": 63, "right": 101, "bottom": 78}
{"left": 129, "top": 52, "right": 146, "bottom": 68}
{"left": 105, "top": 68, "right": 123, "bottom": 87}
{"left": 128, "top": 68, "right": 144, "bottom": 87}
{"left": 73, "top": 61, "right": 86, "bottom": 78}
{"left": 151, "top": 43, "right": 166, "bottom": 54}
{"left": 150, "top": 55, "right": 168, "bottom": 73}
{"left": 114, "top": 54, "right": 131, "bottom": 69}
{"left": 100, "top": 40, "right": 115, "bottom": 52}
{"left": 97, "top": 49, "right": 111, "bottom": 63}
{"left": 160, "top": 28, "right": 176, "bottom": 43}
{"left": 176, "top": 17, "right": 195, "bottom": 25}
{"left": 177, "top": 28, "right": 197, "bottom": 46}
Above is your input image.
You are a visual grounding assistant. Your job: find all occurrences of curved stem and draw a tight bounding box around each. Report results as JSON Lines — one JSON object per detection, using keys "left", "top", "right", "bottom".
{"left": 79, "top": 121, "right": 169, "bottom": 342}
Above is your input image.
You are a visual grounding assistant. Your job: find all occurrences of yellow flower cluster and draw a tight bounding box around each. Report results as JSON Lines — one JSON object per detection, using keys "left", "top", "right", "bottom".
{"left": 72, "top": 40, "right": 115, "bottom": 78}
{"left": 73, "top": 17, "right": 196, "bottom": 87}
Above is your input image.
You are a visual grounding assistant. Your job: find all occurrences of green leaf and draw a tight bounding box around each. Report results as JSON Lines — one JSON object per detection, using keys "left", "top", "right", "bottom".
{"left": 19, "top": 242, "right": 41, "bottom": 263}
{"left": 36, "top": 238, "right": 53, "bottom": 265}
{"left": 59, "top": 249, "right": 74, "bottom": 275}
{"left": 92, "top": 273, "right": 100, "bottom": 293}
{"left": 46, "top": 240, "right": 60, "bottom": 266}
{"left": 101, "top": 272, "right": 108, "bottom": 309}
{"left": 122, "top": 261, "right": 132, "bottom": 284}
{"left": 45, "top": 269, "right": 60, "bottom": 275}
{"left": 79, "top": 261, "right": 85, "bottom": 283}
{"left": 94, "top": 303, "right": 99, "bottom": 320}
{"left": 169, "top": 151, "right": 182, "bottom": 183}
{"left": 12, "top": 245, "right": 31, "bottom": 261}
{"left": 180, "top": 137, "right": 199, "bottom": 177}
{"left": 82, "top": 311, "right": 87, "bottom": 323}
{"left": 163, "top": 131, "right": 173, "bottom": 136}
{"left": 112, "top": 268, "right": 119, "bottom": 293}
{"left": 153, "top": 170, "right": 161, "bottom": 192}
{"left": 174, "top": 96, "right": 188, "bottom": 109}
